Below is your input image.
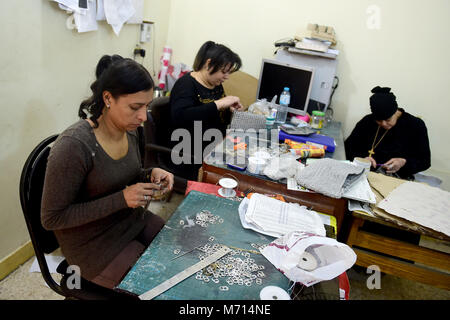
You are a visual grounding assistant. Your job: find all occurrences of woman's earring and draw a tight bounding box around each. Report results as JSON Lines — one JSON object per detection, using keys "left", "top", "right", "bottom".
{"left": 106, "top": 104, "right": 110, "bottom": 109}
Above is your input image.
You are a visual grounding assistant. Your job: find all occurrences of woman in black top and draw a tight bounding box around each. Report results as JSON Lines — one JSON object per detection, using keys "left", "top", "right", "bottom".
{"left": 168, "top": 41, "right": 243, "bottom": 179}
{"left": 345, "top": 86, "right": 431, "bottom": 179}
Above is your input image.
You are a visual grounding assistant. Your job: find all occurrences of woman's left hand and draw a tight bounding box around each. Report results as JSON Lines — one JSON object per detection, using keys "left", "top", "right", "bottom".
{"left": 383, "top": 158, "right": 406, "bottom": 174}
{"left": 150, "top": 168, "right": 174, "bottom": 191}
{"left": 230, "top": 101, "right": 244, "bottom": 112}
{"left": 215, "top": 96, "right": 242, "bottom": 111}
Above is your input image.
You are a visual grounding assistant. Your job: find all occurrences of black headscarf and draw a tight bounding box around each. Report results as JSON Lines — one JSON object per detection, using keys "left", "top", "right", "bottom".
{"left": 369, "top": 86, "right": 398, "bottom": 120}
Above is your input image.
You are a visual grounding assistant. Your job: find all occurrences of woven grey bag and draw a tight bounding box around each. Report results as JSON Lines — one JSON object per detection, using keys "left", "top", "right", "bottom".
{"left": 295, "top": 158, "right": 365, "bottom": 198}
{"left": 230, "top": 111, "right": 266, "bottom": 130}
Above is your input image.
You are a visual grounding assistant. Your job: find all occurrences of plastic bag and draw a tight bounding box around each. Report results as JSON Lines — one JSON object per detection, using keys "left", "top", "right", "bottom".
{"left": 248, "top": 99, "right": 270, "bottom": 116}
{"left": 261, "top": 231, "right": 357, "bottom": 287}
{"left": 263, "top": 153, "right": 303, "bottom": 180}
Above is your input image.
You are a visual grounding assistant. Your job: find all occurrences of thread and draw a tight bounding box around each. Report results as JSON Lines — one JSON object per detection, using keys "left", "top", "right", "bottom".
{"left": 260, "top": 286, "right": 290, "bottom": 300}
{"left": 297, "top": 252, "right": 318, "bottom": 271}
{"left": 218, "top": 178, "right": 237, "bottom": 198}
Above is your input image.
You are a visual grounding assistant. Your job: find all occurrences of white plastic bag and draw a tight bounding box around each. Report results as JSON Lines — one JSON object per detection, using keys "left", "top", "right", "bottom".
{"left": 263, "top": 153, "right": 303, "bottom": 180}
{"left": 248, "top": 99, "right": 270, "bottom": 116}
{"left": 261, "top": 231, "right": 357, "bottom": 287}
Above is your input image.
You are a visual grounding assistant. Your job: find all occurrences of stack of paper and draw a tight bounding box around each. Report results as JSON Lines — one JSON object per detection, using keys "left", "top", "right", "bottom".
{"left": 295, "top": 38, "right": 330, "bottom": 53}
{"left": 238, "top": 193, "right": 326, "bottom": 238}
{"left": 342, "top": 172, "right": 376, "bottom": 204}
{"left": 377, "top": 182, "right": 450, "bottom": 238}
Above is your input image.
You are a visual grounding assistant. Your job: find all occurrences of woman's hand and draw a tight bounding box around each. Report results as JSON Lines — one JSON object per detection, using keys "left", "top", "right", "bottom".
{"left": 123, "top": 182, "right": 161, "bottom": 208}
{"left": 365, "top": 156, "right": 377, "bottom": 168}
{"left": 150, "top": 168, "right": 174, "bottom": 192}
{"left": 230, "top": 102, "right": 244, "bottom": 112}
{"left": 215, "top": 96, "right": 243, "bottom": 111}
{"left": 383, "top": 158, "right": 406, "bottom": 174}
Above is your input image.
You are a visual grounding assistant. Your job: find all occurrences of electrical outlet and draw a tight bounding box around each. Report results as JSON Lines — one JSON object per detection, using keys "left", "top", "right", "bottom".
{"left": 134, "top": 46, "right": 146, "bottom": 58}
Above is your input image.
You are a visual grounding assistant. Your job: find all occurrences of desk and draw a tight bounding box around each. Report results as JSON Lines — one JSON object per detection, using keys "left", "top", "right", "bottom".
{"left": 117, "top": 191, "right": 290, "bottom": 299}
{"left": 313, "top": 121, "right": 346, "bottom": 161}
{"left": 199, "top": 122, "right": 347, "bottom": 234}
{"left": 345, "top": 210, "right": 450, "bottom": 290}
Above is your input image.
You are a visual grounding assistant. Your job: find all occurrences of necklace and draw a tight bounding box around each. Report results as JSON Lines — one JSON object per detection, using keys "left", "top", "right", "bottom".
{"left": 368, "top": 126, "right": 389, "bottom": 157}
{"left": 192, "top": 71, "right": 214, "bottom": 89}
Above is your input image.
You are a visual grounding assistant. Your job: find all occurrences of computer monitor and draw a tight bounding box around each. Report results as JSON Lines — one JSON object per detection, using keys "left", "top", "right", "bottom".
{"left": 256, "top": 59, "right": 314, "bottom": 116}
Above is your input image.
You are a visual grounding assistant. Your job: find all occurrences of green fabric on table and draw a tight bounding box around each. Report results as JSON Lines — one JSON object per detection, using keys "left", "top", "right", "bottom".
{"left": 117, "top": 191, "right": 290, "bottom": 300}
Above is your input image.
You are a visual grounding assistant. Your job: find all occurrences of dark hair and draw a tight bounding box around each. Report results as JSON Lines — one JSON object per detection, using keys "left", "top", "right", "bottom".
{"left": 193, "top": 41, "right": 242, "bottom": 75}
{"left": 79, "top": 54, "right": 154, "bottom": 127}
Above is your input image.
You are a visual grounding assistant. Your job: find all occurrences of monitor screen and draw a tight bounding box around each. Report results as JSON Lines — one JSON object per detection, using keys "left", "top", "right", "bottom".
{"left": 256, "top": 59, "right": 314, "bottom": 116}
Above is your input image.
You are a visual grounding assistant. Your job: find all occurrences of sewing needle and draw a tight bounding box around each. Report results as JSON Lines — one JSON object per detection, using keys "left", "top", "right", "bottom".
{"left": 170, "top": 244, "right": 203, "bottom": 261}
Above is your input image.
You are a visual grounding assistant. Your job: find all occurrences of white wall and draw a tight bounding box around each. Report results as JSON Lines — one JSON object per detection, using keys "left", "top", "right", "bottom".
{"left": 166, "top": 0, "right": 450, "bottom": 174}
{"left": 0, "top": 0, "right": 171, "bottom": 260}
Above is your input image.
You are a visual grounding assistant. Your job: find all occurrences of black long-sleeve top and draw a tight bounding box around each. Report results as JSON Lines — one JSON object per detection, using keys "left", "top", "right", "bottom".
{"left": 344, "top": 108, "right": 431, "bottom": 179}
{"left": 170, "top": 72, "right": 230, "bottom": 136}
{"left": 168, "top": 72, "right": 231, "bottom": 179}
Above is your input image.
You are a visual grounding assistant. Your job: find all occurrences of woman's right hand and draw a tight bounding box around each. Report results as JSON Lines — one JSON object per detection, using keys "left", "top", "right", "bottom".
{"left": 215, "top": 96, "right": 243, "bottom": 111}
{"left": 365, "top": 156, "right": 377, "bottom": 168}
{"left": 123, "top": 182, "right": 161, "bottom": 208}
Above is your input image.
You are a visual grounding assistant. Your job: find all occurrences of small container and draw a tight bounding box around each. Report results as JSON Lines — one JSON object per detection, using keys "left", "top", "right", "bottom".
{"left": 266, "top": 115, "right": 275, "bottom": 127}
{"left": 151, "top": 181, "right": 169, "bottom": 200}
{"left": 310, "top": 110, "right": 325, "bottom": 129}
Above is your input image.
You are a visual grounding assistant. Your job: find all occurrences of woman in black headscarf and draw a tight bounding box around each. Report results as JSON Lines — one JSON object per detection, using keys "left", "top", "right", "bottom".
{"left": 344, "top": 86, "right": 431, "bottom": 179}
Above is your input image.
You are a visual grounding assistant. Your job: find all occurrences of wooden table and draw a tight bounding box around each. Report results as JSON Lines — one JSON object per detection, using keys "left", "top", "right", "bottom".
{"left": 199, "top": 122, "right": 348, "bottom": 234}
{"left": 344, "top": 210, "right": 450, "bottom": 290}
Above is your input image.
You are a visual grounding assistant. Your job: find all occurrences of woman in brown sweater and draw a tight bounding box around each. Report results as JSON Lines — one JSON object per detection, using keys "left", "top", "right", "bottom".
{"left": 41, "top": 55, "right": 174, "bottom": 289}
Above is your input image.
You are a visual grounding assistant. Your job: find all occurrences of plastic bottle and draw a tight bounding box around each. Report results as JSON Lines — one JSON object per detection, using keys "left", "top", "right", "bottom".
{"left": 266, "top": 96, "right": 277, "bottom": 141}
{"left": 268, "top": 95, "right": 277, "bottom": 122}
{"left": 310, "top": 110, "right": 325, "bottom": 129}
{"left": 276, "top": 87, "right": 290, "bottom": 124}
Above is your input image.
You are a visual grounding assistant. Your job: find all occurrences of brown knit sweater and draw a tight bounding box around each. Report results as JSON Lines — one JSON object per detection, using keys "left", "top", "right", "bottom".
{"left": 41, "top": 120, "right": 149, "bottom": 280}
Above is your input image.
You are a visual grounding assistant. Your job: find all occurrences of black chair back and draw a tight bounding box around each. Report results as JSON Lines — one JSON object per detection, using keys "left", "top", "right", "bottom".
{"left": 151, "top": 96, "right": 172, "bottom": 148}
{"left": 143, "top": 96, "right": 190, "bottom": 191}
{"left": 19, "top": 134, "right": 64, "bottom": 295}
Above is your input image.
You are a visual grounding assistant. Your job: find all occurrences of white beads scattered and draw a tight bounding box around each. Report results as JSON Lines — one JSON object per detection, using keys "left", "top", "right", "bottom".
{"left": 194, "top": 210, "right": 223, "bottom": 228}
{"left": 194, "top": 246, "right": 266, "bottom": 290}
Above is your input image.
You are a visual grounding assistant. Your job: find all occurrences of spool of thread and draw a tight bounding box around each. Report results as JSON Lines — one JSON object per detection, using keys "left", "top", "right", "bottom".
{"left": 260, "top": 286, "right": 291, "bottom": 300}
{"left": 218, "top": 178, "right": 237, "bottom": 198}
{"left": 297, "top": 252, "right": 318, "bottom": 271}
{"left": 247, "top": 156, "right": 267, "bottom": 175}
{"left": 353, "top": 157, "right": 371, "bottom": 175}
